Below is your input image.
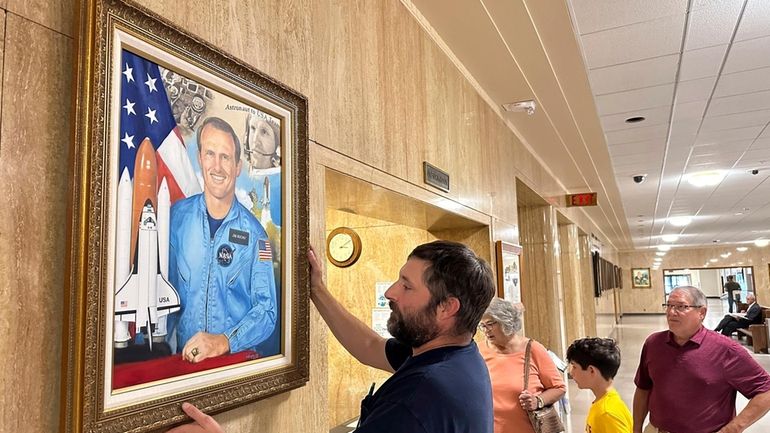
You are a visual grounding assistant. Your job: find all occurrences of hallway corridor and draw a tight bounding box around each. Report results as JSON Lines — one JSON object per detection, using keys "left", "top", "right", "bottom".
{"left": 565, "top": 299, "right": 770, "bottom": 432}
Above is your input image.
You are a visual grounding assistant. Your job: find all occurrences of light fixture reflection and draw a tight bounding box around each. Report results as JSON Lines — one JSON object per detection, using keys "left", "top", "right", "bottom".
{"left": 662, "top": 234, "right": 679, "bottom": 242}
{"left": 687, "top": 170, "right": 726, "bottom": 187}
{"left": 755, "top": 239, "right": 770, "bottom": 247}
{"left": 736, "top": 247, "right": 749, "bottom": 252}
{"left": 657, "top": 245, "right": 672, "bottom": 252}
{"left": 669, "top": 216, "right": 692, "bottom": 227}
{"left": 655, "top": 252, "right": 666, "bottom": 256}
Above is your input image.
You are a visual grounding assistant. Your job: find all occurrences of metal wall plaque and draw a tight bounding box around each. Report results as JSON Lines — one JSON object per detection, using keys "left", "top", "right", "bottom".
{"left": 423, "top": 162, "right": 450, "bottom": 193}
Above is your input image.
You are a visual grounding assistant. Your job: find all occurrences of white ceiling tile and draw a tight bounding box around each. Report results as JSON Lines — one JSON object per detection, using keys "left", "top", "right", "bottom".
{"left": 679, "top": 44, "right": 728, "bottom": 81}
{"left": 723, "top": 35, "right": 770, "bottom": 74}
{"left": 695, "top": 127, "right": 763, "bottom": 145}
{"left": 570, "top": 0, "right": 686, "bottom": 35}
{"left": 700, "top": 109, "right": 770, "bottom": 132}
{"left": 684, "top": 1, "right": 743, "bottom": 51}
{"left": 713, "top": 66, "right": 770, "bottom": 97}
{"left": 672, "top": 100, "right": 709, "bottom": 121}
{"left": 751, "top": 137, "right": 770, "bottom": 147}
{"left": 588, "top": 55, "right": 679, "bottom": 95}
{"left": 609, "top": 140, "right": 666, "bottom": 156}
{"left": 601, "top": 106, "right": 671, "bottom": 131}
{"left": 613, "top": 153, "right": 662, "bottom": 166}
{"left": 606, "top": 124, "right": 669, "bottom": 145}
{"left": 740, "top": 147, "right": 770, "bottom": 161}
{"left": 707, "top": 89, "right": 770, "bottom": 117}
{"left": 735, "top": 0, "right": 770, "bottom": 42}
{"left": 676, "top": 76, "right": 717, "bottom": 103}
{"left": 580, "top": 14, "right": 686, "bottom": 69}
{"left": 595, "top": 83, "right": 674, "bottom": 116}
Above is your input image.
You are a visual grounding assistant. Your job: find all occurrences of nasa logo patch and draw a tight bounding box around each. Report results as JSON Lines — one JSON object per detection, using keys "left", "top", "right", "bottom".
{"left": 217, "top": 244, "right": 234, "bottom": 267}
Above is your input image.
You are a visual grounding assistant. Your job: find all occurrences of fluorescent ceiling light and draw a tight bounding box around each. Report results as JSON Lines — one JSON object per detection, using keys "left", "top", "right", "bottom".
{"left": 736, "top": 247, "right": 748, "bottom": 252}
{"left": 661, "top": 234, "right": 679, "bottom": 242}
{"left": 687, "top": 170, "right": 726, "bottom": 187}
{"left": 669, "top": 216, "right": 692, "bottom": 227}
{"left": 657, "top": 245, "right": 672, "bottom": 251}
{"left": 655, "top": 252, "right": 666, "bottom": 256}
{"left": 755, "top": 239, "right": 770, "bottom": 247}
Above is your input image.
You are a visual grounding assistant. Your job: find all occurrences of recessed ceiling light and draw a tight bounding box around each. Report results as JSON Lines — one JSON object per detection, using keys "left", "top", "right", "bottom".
{"left": 657, "top": 245, "right": 672, "bottom": 251}
{"left": 669, "top": 216, "right": 692, "bottom": 227}
{"left": 687, "top": 170, "right": 726, "bottom": 187}
{"left": 710, "top": 258, "right": 719, "bottom": 262}
{"left": 625, "top": 116, "right": 646, "bottom": 124}
{"left": 736, "top": 247, "right": 748, "bottom": 252}
{"left": 661, "top": 234, "right": 679, "bottom": 242}
{"left": 755, "top": 239, "right": 770, "bottom": 247}
{"left": 656, "top": 252, "right": 666, "bottom": 256}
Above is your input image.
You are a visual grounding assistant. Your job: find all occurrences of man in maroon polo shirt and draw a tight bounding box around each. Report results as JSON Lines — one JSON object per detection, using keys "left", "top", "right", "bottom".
{"left": 633, "top": 286, "right": 770, "bottom": 433}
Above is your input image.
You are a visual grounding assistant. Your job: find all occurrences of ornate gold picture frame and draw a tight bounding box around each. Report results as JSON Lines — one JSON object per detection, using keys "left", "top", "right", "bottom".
{"left": 61, "top": 0, "right": 309, "bottom": 431}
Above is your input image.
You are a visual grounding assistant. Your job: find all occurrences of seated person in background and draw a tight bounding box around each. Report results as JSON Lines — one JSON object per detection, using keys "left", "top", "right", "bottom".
{"left": 567, "top": 337, "right": 632, "bottom": 433}
{"left": 714, "top": 293, "right": 763, "bottom": 336}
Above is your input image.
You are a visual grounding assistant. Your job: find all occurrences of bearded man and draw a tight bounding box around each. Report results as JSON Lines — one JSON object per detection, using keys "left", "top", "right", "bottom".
{"left": 169, "top": 240, "right": 496, "bottom": 433}
{"left": 307, "top": 240, "right": 497, "bottom": 432}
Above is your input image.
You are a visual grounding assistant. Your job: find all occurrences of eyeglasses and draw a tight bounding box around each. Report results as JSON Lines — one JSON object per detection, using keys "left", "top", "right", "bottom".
{"left": 478, "top": 320, "right": 497, "bottom": 331}
{"left": 662, "top": 303, "right": 702, "bottom": 312}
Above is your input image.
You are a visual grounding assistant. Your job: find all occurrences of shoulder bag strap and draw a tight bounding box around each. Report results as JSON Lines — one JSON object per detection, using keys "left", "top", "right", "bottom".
{"left": 523, "top": 338, "right": 533, "bottom": 391}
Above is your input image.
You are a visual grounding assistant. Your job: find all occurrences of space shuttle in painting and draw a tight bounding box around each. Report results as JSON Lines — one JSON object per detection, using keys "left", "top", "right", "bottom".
{"left": 114, "top": 138, "right": 180, "bottom": 349}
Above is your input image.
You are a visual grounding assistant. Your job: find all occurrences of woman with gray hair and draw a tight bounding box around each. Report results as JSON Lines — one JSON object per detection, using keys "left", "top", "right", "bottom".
{"left": 479, "top": 298, "right": 566, "bottom": 433}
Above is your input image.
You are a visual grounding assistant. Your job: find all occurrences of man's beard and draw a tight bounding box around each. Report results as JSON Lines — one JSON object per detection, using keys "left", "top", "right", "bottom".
{"left": 387, "top": 301, "right": 440, "bottom": 348}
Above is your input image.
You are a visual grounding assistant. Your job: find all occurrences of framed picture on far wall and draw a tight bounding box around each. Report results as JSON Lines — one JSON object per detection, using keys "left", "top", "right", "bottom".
{"left": 61, "top": 0, "right": 309, "bottom": 432}
{"left": 632, "top": 267, "right": 652, "bottom": 288}
{"left": 495, "top": 241, "right": 523, "bottom": 303}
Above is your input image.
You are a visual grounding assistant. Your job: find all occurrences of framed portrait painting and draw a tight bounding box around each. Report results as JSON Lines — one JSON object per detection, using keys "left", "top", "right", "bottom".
{"left": 495, "top": 241, "right": 523, "bottom": 303}
{"left": 61, "top": 0, "right": 309, "bottom": 432}
{"left": 632, "top": 268, "right": 651, "bottom": 288}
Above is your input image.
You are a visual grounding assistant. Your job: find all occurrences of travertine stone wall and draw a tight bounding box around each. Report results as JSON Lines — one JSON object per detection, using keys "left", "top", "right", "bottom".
{"left": 0, "top": 1, "right": 619, "bottom": 431}
{"left": 560, "top": 223, "right": 585, "bottom": 346}
{"left": 518, "top": 205, "right": 565, "bottom": 355}
{"left": 620, "top": 246, "right": 770, "bottom": 314}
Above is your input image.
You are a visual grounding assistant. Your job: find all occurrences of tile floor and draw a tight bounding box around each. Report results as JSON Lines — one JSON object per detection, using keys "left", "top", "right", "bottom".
{"left": 564, "top": 299, "right": 770, "bottom": 432}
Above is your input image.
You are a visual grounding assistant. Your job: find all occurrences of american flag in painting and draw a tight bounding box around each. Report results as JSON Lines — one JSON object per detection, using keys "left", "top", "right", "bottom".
{"left": 119, "top": 50, "right": 201, "bottom": 203}
{"left": 258, "top": 239, "right": 273, "bottom": 261}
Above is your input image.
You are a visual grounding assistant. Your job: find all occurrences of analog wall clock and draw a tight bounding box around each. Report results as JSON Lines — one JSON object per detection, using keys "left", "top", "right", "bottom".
{"left": 326, "top": 227, "right": 362, "bottom": 268}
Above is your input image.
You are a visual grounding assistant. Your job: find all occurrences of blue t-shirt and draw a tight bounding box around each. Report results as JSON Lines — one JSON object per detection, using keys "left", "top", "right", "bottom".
{"left": 356, "top": 339, "right": 493, "bottom": 433}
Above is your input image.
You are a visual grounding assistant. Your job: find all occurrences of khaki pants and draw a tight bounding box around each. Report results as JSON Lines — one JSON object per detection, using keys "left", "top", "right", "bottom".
{"left": 643, "top": 424, "right": 669, "bottom": 433}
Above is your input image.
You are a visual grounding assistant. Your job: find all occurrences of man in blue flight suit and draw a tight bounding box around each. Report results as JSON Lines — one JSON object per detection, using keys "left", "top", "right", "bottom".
{"left": 169, "top": 116, "right": 277, "bottom": 363}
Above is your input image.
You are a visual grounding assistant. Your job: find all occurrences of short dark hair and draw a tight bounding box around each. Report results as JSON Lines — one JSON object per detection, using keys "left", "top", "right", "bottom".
{"left": 197, "top": 116, "right": 241, "bottom": 161}
{"left": 408, "top": 240, "right": 495, "bottom": 336}
{"left": 566, "top": 337, "right": 621, "bottom": 381}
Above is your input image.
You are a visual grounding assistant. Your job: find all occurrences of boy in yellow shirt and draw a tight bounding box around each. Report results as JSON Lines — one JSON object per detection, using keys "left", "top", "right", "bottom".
{"left": 566, "top": 338, "right": 632, "bottom": 433}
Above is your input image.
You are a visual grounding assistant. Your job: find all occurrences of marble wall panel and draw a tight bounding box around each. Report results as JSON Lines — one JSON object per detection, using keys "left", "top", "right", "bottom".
{"left": 579, "top": 233, "right": 597, "bottom": 336}
{"left": 324, "top": 209, "right": 434, "bottom": 427}
{"left": 619, "top": 246, "right": 770, "bottom": 314}
{"left": 518, "top": 205, "right": 565, "bottom": 354}
{"left": 0, "top": 14, "right": 72, "bottom": 432}
{"left": 560, "top": 223, "right": 585, "bottom": 345}
{"left": 7, "top": 0, "right": 74, "bottom": 36}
